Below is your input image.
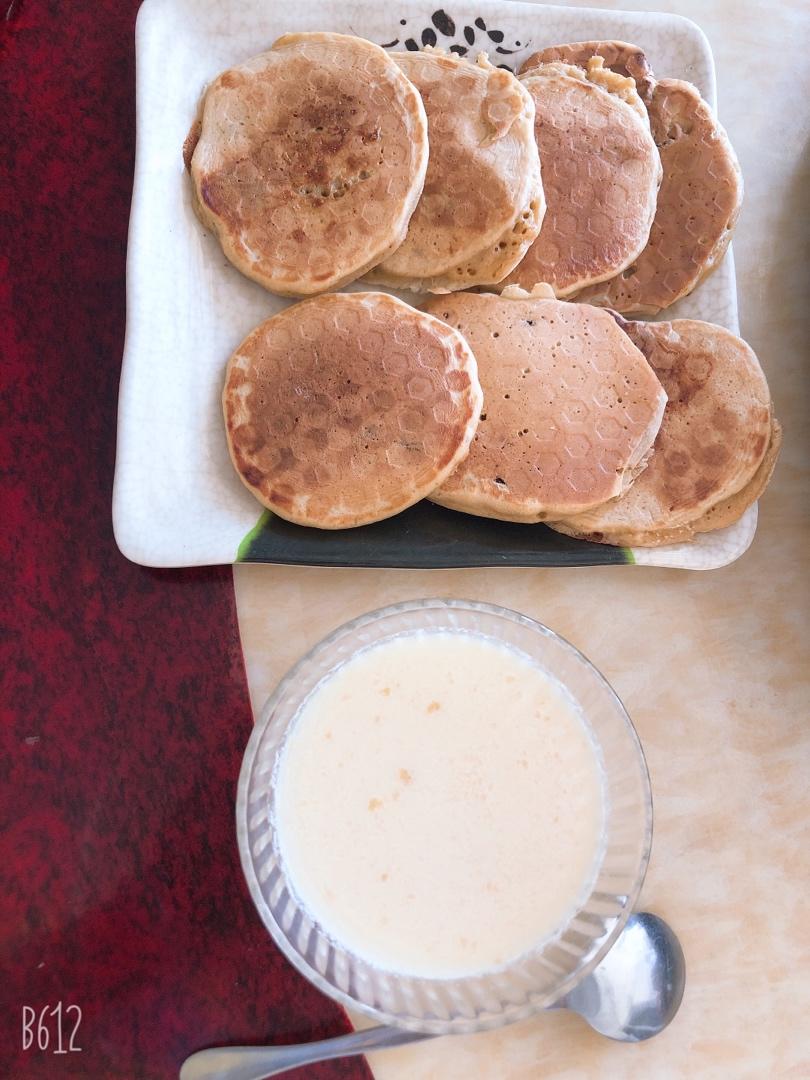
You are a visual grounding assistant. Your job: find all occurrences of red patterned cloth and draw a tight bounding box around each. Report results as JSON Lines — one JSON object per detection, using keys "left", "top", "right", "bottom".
{"left": 0, "top": 3, "right": 369, "bottom": 1076}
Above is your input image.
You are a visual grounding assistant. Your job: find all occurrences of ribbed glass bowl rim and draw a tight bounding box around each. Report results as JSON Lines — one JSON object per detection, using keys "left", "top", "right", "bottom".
{"left": 236, "top": 598, "right": 653, "bottom": 1033}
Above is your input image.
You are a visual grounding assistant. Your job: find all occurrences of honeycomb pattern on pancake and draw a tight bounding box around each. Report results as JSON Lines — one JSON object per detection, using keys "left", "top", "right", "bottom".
{"left": 693, "top": 419, "right": 781, "bottom": 534}
{"left": 549, "top": 417, "right": 780, "bottom": 548}
{"left": 189, "top": 34, "right": 428, "bottom": 296}
{"left": 368, "top": 51, "right": 544, "bottom": 290}
{"left": 547, "top": 318, "right": 772, "bottom": 542}
{"left": 499, "top": 68, "right": 660, "bottom": 297}
{"left": 575, "top": 80, "right": 743, "bottom": 314}
{"left": 223, "top": 293, "right": 482, "bottom": 529}
{"left": 424, "top": 294, "right": 666, "bottom": 521}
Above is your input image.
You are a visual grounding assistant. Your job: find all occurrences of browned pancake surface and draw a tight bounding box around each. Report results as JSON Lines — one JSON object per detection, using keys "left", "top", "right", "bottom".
{"left": 368, "top": 51, "right": 544, "bottom": 291}
{"left": 563, "top": 75, "right": 742, "bottom": 314}
{"left": 549, "top": 418, "right": 781, "bottom": 547}
{"left": 424, "top": 294, "right": 666, "bottom": 521}
{"left": 223, "top": 294, "right": 482, "bottom": 528}
{"left": 692, "top": 418, "right": 781, "bottom": 533}
{"left": 520, "top": 40, "right": 655, "bottom": 103}
{"left": 188, "top": 33, "right": 428, "bottom": 296}
{"left": 500, "top": 66, "right": 660, "bottom": 297}
{"left": 547, "top": 318, "right": 773, "bottom": 542}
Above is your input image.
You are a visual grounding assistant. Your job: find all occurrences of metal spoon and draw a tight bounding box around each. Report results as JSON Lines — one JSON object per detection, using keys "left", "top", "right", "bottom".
{"left": 548, "top": 912, "right": 685, "bottom": 1041}
{"left": 180, "top": 912, "right": 685, "bottom": 1080}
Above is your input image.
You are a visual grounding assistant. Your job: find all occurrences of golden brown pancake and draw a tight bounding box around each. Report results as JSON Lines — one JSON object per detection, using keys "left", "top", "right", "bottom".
{"left": 692, "top": 420, "right": 781, "bottom": 534}
{"left": 520, "top": 40, "right": 655, "bottom": 106}
{"left": 366, "top": 51, "right": 544, "bottom": 293}
{"left": 548, "top": 419, "right": 781, "bottom": 547}
{"left": 522, "top": 43, "right": 743, "bottom": 314}
{"left": 499, "top": 62, "right": 661, "bottom": 297}
{"left": 186, "top": 33, "right": 429, "bottom": 297}
{"left": 547, "top": 318, "right": 775, "bottom": 545}
{"left": 423, "top": 293, "right": 666, "bottom": 521}
{"left": 576, "top": 80, "right": 743, "bottom": 314}
{"left": 223, "top": 293, "right": 482, "bottom": 529}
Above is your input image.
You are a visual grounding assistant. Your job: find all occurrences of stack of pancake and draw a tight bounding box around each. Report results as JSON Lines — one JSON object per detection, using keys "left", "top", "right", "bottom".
{"left": 187, "top": 32, "right": 779, "bottom": 545}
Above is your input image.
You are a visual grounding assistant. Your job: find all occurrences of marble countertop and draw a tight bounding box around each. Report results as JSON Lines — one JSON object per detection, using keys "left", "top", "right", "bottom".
{"left": 233, "top": 2, "right": 810, "bottom": 1075}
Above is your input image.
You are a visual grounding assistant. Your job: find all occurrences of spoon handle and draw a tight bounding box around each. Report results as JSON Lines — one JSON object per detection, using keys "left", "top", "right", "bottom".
{"left": 179, "top": 1026, "right": 430, "bottom": 1080}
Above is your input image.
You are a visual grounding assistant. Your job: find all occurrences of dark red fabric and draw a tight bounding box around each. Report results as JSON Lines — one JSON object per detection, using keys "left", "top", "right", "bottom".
{"left": 0, "top": 2, "right": 370, "bottom": 1077}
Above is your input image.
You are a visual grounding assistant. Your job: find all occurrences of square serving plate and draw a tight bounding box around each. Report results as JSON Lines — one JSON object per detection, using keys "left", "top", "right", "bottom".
{"left": 113, "top": 0, "right": 755, "bottom": 570}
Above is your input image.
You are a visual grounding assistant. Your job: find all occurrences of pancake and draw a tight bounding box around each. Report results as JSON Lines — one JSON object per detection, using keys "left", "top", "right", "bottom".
{"left": 547, "top": 318, "right": 775, "bottom": 545}
{"left": 186, "top": 33, "right": 429, "bottom": 297}
{"left": 520, "top": 40, "right": 655, "bottom": 107}
{"left": 222, "top": 293, "right": 482, "bottom": 529}
{"left": 692, "top": 419, "right": 781, "bottom": 534}
{"left": 548, "top": 419, "right": 781, "bottom": 547}
{"left": 498, "top": 62, "right": 661, "bottom": 297}
{"left": 366, "top": 51, "right": 544, "bottom": 292}
{"left": 423, "top": 293, "right": 667, "bottom": 521}
{"left": 521, "top": 43, "right": 744, "bottom": 314}
{"left": 576, "top": 80, "right": 743, "bottom": 314}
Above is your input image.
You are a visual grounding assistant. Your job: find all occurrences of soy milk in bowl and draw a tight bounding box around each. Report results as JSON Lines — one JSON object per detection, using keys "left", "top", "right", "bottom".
{"left": 275, "top": 631, "right": 605, "bottom": 978}
{"left": 238, "top": 600, "right": 652, "bottom": 1033}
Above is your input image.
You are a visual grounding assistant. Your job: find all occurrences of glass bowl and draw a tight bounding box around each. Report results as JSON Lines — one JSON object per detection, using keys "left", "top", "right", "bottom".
{"left": 236, "top": 599, "right": 652, "bottom": 1034}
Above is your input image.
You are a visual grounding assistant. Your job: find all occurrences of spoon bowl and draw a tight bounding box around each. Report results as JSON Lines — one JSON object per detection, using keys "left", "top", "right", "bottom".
{"left": 552, "top": 911, "right": 686, "bottom": 1041}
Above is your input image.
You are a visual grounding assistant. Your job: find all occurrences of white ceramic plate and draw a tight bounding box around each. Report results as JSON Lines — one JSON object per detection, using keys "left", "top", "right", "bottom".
{"left": 114, "top": 0, "right": 753, "bottom": 569}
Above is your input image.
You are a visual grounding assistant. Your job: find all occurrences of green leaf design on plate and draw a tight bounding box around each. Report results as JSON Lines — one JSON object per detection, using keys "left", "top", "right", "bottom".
{"left": 235, "top": 503, "right": 632, "bottom": 568}
{"left": 236, "top": 510, "right": 274, "bottom": 562}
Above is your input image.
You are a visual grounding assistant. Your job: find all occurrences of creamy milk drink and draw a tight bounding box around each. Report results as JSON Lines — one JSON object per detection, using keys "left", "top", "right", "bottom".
{"left": 274, "top": 630, "right": 605, "bottom": 978}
